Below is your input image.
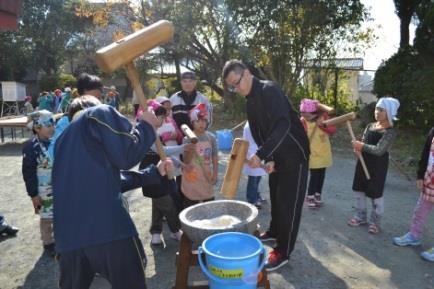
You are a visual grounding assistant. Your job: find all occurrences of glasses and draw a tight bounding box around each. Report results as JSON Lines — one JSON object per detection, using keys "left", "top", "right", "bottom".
{"left": 228, "top": 70, "right": 244, "bottom": 92}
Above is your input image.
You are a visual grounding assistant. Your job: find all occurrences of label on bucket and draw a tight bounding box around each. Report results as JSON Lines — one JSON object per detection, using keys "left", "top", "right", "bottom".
{"left": 209, "top": 265, "right": 244, "bottom": 279}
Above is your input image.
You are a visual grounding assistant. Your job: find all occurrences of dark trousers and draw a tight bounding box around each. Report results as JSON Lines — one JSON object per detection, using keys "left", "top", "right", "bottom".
{"left": 307, "top": 168, "right": 326, "bottom": 196}
{"left": 59, "top": 236, "right": 147, "bottom": 289}
{"left": 183, "top": 197, "right": 215, "bottom": 209}
{"left": 268, "top": 159, "right": 308, "bottom": 258}
{"left": 246, "top": 175, "right": 262, "bottom": 204}
{"left": 174, "top": 175, "right": 185, "bottom": 211}
{"left": 150, "top": 195, "right": 181, "bottom": 234}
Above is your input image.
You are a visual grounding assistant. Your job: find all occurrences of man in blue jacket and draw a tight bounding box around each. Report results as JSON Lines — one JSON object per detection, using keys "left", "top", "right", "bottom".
{"left": 52, "top": 95, "right": 172, "bottom": 289}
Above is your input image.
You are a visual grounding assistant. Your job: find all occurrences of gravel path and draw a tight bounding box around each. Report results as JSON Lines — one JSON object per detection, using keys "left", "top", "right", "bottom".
{"left": 1, "top": 138, "right": 434, "bottom": 289}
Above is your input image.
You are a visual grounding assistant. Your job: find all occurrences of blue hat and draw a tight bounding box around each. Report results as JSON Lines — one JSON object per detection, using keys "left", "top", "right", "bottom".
{"left": 27, "top": 110, "right": 54, "bottom": 129}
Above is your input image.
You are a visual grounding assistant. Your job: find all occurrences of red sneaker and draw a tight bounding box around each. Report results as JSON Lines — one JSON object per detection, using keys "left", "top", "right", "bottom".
{"left": 265, "top": 250, "right": 289, "bottom": 272}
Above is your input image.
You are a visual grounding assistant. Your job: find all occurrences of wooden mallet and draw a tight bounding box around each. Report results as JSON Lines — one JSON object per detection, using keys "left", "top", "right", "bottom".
{"left": 322, "top": 112, "right": 371, "bottom": 180}
{"left": 95, "top": 20, "right": 174, "bottom": 178}
{"left": 221, "top": 138, "right": 249, "bottom": 199}
{"left": 181, "top": 124, "right": 198, "bottom": 144}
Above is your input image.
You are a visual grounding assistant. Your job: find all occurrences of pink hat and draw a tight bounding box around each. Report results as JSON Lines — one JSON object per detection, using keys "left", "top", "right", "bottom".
{"left": 147, "top": 99, "right": 161, "bottom": 111}
{"left": 300, "top": 98, "right": 319, "bottom": 113}
{"left": 189, "top": 103, "right": 208, "bottom": 122}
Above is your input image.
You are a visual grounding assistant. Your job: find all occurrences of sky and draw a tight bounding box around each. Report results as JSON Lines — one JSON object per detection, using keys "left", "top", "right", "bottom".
{"left": 88, "top": 0, "right": 415, "bottom": 72}
{"left": 359, "top": 0, "right": 416, "bottom": 71}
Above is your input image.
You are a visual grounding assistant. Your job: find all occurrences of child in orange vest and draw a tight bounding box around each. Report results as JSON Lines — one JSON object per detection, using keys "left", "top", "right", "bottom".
{"left": 181, "top": 103, "right": 218, "bottom": 208}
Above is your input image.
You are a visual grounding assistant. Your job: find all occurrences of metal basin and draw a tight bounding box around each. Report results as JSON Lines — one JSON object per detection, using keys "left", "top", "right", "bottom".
{"left": 179, "top": 200, "right": 258, "bottom": 246}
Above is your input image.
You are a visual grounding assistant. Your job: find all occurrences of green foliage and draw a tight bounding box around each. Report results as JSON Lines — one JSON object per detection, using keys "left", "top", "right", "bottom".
{"left": 140, "top": 0, "right": 239, "bottom": 102}
{"left": 227, "top": 0, "right": 372, "bottom": 95}
{"left": 20, "top": 0, "right": 88, "bottom": 75}
{"left": 58, "top": 73, "right": 77, "bottom": 88}
{"left": 39, "top": 75, "right": 60, "bottom": 92}
{"left": 374, "top": 0, "right": 434, "bottom": 130}
{"left": 38, "top": 72, "right": 76, "bottom": 91}
{"left": 293, "top": 83, "right": 356, "bottom": 115}
{"left": 0, "top": 32, "right": 30, "bottom": 80}
{"left": 0, "top": 0, "right": 91, "bottom": 81}
{"left": 374, "top": 35, "right": 434, "bottom": 129}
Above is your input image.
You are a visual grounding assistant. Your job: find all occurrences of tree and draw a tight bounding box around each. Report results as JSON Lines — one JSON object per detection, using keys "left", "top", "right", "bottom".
{"left": 374, "top": 1, "right": 434, "bottom": 130}
{"left": 227, "top": 0, "right": 371, "bottom": 96}
{"left": 393, "top": 0, "right": 422, "bottom": 49}
{"left": 0, "top": 32, "right": 29, "bottom": 80}
{"left": 0, "top": 0, "right": 92, "bottom": 82}
{"left": 138, "top": 0, "right": 241, "bottom": 107}
{"left": 20, "top": 0, "right": 89, "bottom": 76}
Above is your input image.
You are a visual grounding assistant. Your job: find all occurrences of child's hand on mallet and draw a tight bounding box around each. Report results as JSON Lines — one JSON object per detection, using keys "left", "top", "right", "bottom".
{"left": 352, "top": 140, "right": 364, "bottom": 151}
{"left": 157, "top": 158, "right": 174, "bottom": 177}
{"left": 31, "top": 196, "right": 42, "bottom": 214}
{"left": 264, "top": 161, "right": 275, "bottom": 174}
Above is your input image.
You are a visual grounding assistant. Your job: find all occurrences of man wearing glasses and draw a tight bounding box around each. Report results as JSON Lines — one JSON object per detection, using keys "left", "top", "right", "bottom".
{"left": 222, "top": 60, "right": 310, "bottom": 271}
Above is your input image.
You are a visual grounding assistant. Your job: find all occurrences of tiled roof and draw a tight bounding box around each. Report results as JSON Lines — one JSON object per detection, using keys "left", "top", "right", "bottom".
{"left": 304, "top": 58, "right": 364, "bottom": 70}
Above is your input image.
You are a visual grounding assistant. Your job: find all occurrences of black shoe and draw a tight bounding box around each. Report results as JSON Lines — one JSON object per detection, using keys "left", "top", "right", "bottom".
{"left": 254, "top": 200, "right": 262, "bottom": 209}
{"left": 44, "top": 243, "right": 56, "bottom": 257}
{"left": 258, "top": 231, "right": 276, "bottom": 242}
{"left": 0, "top": 225, "right": 19, "bottom": 236}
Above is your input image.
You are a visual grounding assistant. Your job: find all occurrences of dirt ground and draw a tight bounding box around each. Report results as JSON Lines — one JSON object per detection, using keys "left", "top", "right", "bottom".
{"left": 1, "top": 131, "right": 434, "bottom": 289}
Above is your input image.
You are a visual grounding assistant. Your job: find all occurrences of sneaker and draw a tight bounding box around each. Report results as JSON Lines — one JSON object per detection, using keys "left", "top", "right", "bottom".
{"left": 258, "top": 195, "right": 267, "bottom": 204}
{"left": 265, "top": 250, "right": 289, "bottom": 272}
{"left": 314, "top": 193, "right": 323, "bottom": 206}
{"left": 368, "top": 223, "right": 380, "bottom": 234}
{"left": 347, "top": 217, "right": 367, "bottom": 227}
{"left": 421, "top": 247, "right": 434, "bottom": 262}
{"left": 254, "top": 200, "right": 262, "bottom": 209}
{"left": 259, "top": 231, "right": 276, "bottom": 242}
{"left": 151, "top": 233, "right": 163, "bottom": 245}
{"left": 170, "top": 230, "right": 182, "bottom": 241}
{"left": 393, "top": 232, "right": 421, "bottom": 247}
{"left": 0, "top": 224, "right": 19, "bottom": 236}
{"left": 305, "top": 196, "right": 317, "bottom": 209}
{"left": 43, "top": 243, "right": 56, "bottom": 257}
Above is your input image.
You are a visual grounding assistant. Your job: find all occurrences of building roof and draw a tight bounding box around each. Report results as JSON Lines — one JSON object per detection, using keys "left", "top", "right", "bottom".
{"left": 304, "top": 58, "right": 364, "bottom": 70}
{"left": 0, "top": 0, "right": 21, "bottom": 31}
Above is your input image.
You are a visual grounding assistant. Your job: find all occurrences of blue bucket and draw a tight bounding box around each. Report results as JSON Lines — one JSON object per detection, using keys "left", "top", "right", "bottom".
{"left": 198, "top": 232, "right": 266, "bottom": 289}
{"left": 216, "top": 129, "right": 233, "bottom": 151}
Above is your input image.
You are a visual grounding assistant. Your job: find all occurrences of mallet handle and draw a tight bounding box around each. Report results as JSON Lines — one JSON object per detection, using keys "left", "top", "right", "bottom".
{"left": 346, "top": 121, "right": 371, "bottom": 180}
{"left": 181, "top": 124, "right": 198, "bottom": 144}
{"left": 125, "top": 62, "right": 173, "bottom": 179}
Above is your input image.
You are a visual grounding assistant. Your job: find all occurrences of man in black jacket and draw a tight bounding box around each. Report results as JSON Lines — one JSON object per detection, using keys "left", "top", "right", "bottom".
{"left": 223, "top": 60, "right": 310, "bottom": 271}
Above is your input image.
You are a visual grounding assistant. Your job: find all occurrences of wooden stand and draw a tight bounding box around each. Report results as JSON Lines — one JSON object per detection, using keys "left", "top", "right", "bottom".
{"left": 173, "top": 232, "right": 271, "bottom": 289}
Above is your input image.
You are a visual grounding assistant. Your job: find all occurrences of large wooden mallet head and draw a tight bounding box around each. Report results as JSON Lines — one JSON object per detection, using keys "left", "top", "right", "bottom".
{"left": 95, "top": 20, "right": 174, "bottom": 74}
{"left": 95, "top": 20, "right": 174, "bottom": 177}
